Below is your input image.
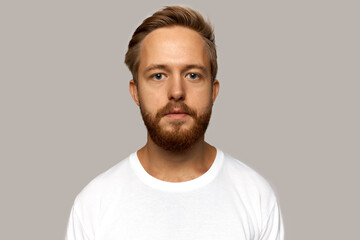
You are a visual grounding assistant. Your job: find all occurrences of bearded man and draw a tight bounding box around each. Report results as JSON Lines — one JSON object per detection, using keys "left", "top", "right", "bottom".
{"left": 66, "top": 6, "right": 284, "bottom": 240}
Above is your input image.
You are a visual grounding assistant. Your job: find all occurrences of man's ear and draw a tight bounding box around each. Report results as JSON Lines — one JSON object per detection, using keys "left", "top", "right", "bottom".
{"left": 212, "top": 79, "right": 220, "bottom": 104}
{"left": 129, "top": 80, "right": 140, "bottom": 106}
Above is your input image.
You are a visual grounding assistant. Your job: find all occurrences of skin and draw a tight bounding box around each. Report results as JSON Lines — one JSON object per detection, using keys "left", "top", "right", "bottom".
{"left": 129, "top": 26, "right": 220, "bottom": 182}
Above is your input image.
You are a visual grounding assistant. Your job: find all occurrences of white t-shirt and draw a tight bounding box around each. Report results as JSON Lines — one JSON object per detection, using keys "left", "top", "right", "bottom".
{"left": 66, "top": 149, "right": 284, "bottom": 240}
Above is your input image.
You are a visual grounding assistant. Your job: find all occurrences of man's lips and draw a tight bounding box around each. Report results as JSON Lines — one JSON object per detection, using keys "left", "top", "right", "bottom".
{"left": 167, "top": 109, "right": 187, "bottom": 114}
{"left": 164, "top": 109, "right": 189, "bottom": 119}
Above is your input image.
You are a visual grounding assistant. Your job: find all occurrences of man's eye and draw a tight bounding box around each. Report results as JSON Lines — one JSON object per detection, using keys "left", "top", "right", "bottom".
{"left": 186, "top": 73, "right": 200, "bottom": 80}
{"left": 152, "top": 73, "right": 165, "bottom": 80}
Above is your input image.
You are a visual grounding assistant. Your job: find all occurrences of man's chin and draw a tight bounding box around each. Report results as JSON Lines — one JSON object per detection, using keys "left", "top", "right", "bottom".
{"left": 159, "top": 122, "right": 193, "bottom": 133}
{"left": 150, "top": 132, "right": 199, "bottom": 152}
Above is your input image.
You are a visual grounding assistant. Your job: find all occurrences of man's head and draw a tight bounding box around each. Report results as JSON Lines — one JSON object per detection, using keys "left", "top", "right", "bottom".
{"left": 126, "top": 6, "right": 219, "bottom": 152}
{"left": 125, "top": 6, "right": 217, "bottom": 84}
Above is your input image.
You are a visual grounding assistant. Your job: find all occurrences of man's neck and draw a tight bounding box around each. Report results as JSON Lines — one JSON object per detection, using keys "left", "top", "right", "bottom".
{"left": 137, "top": 137, "right": 217, "bottom": 182}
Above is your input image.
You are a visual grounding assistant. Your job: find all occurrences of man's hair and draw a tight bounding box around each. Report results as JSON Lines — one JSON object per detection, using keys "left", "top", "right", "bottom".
{"left": 124, "top": 6, "right": 217, "bottom": 84}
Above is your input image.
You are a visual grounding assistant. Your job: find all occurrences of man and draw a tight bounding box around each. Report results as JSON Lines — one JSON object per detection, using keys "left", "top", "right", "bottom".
{"left": 66, "top": 6, "right": 284, "bottom": 240}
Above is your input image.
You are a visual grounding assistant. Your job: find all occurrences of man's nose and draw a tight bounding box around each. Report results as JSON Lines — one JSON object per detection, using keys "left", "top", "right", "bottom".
{"left": 168, "top": 75, "right": 185, "bottom": 101}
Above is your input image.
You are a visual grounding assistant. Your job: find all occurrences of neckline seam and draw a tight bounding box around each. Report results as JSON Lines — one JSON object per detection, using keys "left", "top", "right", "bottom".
{"left": 129, "top": 149, "right": 224, "bottom": 192}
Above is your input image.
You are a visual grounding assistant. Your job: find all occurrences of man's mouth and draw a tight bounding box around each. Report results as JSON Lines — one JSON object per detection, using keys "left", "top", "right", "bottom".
{"left": 167, "top": 109, "right": 187, "bottom": 114}
{"left": 164, "top": 109, "right": 189, "bottom": 119}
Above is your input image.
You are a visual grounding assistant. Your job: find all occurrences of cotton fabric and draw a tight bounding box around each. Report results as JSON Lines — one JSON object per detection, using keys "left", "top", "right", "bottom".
{"left": 66, "top": 149, "right": 284, "bottom": 240}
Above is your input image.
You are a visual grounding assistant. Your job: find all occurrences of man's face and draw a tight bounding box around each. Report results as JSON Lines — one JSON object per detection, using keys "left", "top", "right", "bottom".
{"left": 130, "top": 26, "right": 219, "bottom": 152}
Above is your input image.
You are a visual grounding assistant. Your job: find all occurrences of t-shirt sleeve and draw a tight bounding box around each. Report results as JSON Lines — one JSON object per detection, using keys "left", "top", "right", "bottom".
{"left": 65, "top": 205, "right": 92, "bottom": 240}
{"left": 260, "top": 200, "right": 284, "bottom": 240}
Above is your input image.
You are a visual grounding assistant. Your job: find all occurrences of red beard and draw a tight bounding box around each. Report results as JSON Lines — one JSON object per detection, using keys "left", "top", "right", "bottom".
{"left": 140, "top": 101, "right": 212, "bottom": 152}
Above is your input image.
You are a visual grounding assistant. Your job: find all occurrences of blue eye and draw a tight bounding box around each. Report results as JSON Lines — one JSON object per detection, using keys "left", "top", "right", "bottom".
{"left": 152, "top": 73, "right": 165, "bottom": 80}
{"left": 186, "top": 73, "right": 200, "bottom": 80}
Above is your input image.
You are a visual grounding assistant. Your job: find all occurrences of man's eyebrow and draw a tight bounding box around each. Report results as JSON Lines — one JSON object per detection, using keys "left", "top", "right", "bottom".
{"left": 182, "top": 64, "right": 209, "bottom": 76}
{"left": 144, "top": 64, "right": 210, "bottom": 76}
{"left": 144, "top": 64, "right": 169, "bottom": 74}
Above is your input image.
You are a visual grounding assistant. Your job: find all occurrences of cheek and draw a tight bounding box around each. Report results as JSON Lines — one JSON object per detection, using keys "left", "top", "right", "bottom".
{"left": 139, "top": 89, "right": 165, "bottom": 112}
{"left": 189, "top": 88, "right": 213, "bottom": 107}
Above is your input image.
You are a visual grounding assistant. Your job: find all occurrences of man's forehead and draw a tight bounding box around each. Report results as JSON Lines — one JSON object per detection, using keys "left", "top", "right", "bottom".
{"left": 138, "top": 26, "right": 210, "bottom": 71}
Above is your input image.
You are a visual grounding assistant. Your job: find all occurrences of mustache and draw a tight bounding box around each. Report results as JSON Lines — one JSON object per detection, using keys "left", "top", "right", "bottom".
{"left": 156, "top": 102, "right": 197, "bottom": 118}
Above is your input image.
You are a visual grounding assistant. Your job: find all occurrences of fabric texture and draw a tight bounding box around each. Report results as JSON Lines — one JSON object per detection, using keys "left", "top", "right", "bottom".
{"left": 66, "top": 149, "right": 284, "bottom": 240}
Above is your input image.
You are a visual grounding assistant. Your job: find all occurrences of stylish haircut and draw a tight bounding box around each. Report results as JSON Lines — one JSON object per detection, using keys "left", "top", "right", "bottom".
{"left": 124, "top": 6, "right": 217, "bottom": 83}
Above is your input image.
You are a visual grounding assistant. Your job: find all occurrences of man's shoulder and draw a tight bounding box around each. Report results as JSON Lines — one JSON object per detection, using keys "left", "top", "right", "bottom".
{"left": 221, "top": 152, "right": 278, "bottom": 200}
{"left": 73, "top": 153, "right": 134, "bottom": 207}
{"left": 220, "top": 152, "right": 282, "bottom": 231}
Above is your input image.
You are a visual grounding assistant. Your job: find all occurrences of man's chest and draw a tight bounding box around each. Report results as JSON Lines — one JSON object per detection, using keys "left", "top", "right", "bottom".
{"left": 95, "top": 192, "right": 261, "bottom": 240}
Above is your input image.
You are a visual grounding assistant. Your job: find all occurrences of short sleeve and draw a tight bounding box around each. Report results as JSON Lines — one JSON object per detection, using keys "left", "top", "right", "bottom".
{"left": 260, "top": 201, "right": 284, "bottom": 240}
{"left": 65, "top": 205, "right": 92, "bottom": 240}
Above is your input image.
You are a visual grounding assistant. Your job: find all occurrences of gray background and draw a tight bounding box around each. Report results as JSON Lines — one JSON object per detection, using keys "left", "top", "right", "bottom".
{"left": 1, "top": 0, "right": 359, "bottom": 239}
